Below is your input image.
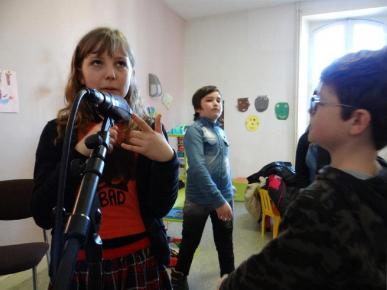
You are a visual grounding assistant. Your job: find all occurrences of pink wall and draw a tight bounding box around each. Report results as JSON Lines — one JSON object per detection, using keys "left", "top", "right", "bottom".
{"left": 113, "top": 0, "right": 185, "bottom": 128}
{"left": 0, "top": 0, "right": 185, "bottom": 181}
{"left": 116, "top": 0, "right": 186, "bottom": 129}
{"left": 0, "top": 0, "right": 185, "bottom": 244}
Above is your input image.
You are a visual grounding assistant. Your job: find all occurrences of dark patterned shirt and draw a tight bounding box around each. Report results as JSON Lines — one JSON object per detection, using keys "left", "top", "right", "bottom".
{"left": 221, "top": 166, "right": 387, "bottom": 290}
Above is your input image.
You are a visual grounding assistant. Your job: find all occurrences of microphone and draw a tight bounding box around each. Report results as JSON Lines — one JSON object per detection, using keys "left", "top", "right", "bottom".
{"left": 84, "top": 88, "right": 132, "bottom": 122}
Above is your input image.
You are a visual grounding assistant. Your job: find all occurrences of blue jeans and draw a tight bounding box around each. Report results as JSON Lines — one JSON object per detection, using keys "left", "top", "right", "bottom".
{"left": 175, "top": 200, "right": 235, "bottom": 276}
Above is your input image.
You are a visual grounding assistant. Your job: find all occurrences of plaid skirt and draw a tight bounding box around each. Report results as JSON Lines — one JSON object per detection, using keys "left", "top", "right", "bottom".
{"left": 50, "top": 247, "right": 171, "bottom": 290}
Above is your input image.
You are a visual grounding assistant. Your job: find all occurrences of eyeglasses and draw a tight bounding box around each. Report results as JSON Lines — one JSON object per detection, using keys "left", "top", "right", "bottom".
{"left": 309, "top": 95, "right": 355, "bottom": 115}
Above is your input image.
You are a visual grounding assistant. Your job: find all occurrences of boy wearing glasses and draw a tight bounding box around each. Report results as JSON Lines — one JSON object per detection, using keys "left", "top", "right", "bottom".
{"left": 218, "top": 47, "right": 387, "bottom": 290}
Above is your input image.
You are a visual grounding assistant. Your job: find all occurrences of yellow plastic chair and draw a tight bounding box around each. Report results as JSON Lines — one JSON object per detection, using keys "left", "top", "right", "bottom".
{"left": 259, "top": 189, "right": 281, "bottom": 239}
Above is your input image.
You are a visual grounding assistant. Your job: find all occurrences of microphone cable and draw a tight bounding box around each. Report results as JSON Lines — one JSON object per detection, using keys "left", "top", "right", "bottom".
{"left": 51, "top": 89, "right": 88, "bottom": 279}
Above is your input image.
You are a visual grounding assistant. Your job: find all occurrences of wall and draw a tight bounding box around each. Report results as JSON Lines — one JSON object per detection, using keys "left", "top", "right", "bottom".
{"left": 183, "top": 4, "right": 298, "bottom": 178}
{"left": 182, "top": 0, "right": 387, "bottom": 178}
{"left": 1, "top": 0, "right": 386, "bottom": 250}
{"left": 0, "top": 0, "right": 185, "bottom": 181}
{"left": 0, "top": 0, "right": 184, "bottom": 247}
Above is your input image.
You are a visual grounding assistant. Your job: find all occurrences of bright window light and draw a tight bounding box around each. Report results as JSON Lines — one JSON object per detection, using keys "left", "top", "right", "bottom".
{"left": 298, "top": 17, "right": 387, "bottom": 138}
{"left": 352, "top": 23, "right": 385, "bottom": 52}
{"left": 310, "top": 19, "right": 386, "bottom": 92}
{"left": 311, "top": 24, "right": 345, "bottom": 89}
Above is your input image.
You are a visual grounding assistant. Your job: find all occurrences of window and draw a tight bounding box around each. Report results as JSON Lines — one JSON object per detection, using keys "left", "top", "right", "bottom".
{"left": 297, "top": 11, "right": 387, "bottom": 139}
{"left": 310, "top": 19, "right": 386, "bottom": 93}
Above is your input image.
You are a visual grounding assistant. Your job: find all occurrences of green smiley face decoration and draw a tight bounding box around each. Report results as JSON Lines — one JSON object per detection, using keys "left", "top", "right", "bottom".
{"left": 275, "top": 102, "right": 289, "bottom": 120}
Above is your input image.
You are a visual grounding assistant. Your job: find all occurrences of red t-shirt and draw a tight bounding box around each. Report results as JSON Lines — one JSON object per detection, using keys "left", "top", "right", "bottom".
{"left": 76, "top": 124, "right": 149, "bottom": 260}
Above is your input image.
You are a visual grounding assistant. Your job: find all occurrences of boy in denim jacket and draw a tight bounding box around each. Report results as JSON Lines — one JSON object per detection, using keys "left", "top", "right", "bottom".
{"left": 172, "top": 85, "right": 235, "bottom": 290}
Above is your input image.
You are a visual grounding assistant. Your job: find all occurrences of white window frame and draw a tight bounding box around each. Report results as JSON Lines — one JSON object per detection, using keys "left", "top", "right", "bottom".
{"left": 296, "top": 9, "right": 387, "bottom": 141}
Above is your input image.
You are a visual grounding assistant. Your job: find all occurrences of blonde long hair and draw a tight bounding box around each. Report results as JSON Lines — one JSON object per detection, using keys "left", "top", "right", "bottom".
{"left": 56, "top": 27, "right": 149, "bottom": 141}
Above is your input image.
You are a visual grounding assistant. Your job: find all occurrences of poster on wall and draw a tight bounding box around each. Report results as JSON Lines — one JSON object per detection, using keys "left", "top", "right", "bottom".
{"left": 0, "top": 69, "right": 19, "bottom": 113}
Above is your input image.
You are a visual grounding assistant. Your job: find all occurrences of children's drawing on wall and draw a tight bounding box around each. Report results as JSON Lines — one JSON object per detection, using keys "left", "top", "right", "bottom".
{"left": 275, "top": 102, "right": 289, "bottom": 120}
{"left": 245, "top": 114, "right": 260, "bottom": 132}
{"left": 162, "top": 92, "right": 173, "bottom": 109}
{"left": 237, "top": 97, "right": 250, "bottom": 112}
{"left": 0, "top": 69, "right": 19, "bottom": 113}
{"left": 255, "top": 95, "right": 269, "bottom": 112}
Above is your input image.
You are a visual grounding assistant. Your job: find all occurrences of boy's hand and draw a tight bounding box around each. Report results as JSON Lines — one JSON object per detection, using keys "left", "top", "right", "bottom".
{"left": 216, "top": 201, "right": 233, "bottom": 221}
{"left": 216, "top": 274, "right": 228, "bottom": 290}
{"left": 121, "top": 113, "right": 174, "bottom": 162}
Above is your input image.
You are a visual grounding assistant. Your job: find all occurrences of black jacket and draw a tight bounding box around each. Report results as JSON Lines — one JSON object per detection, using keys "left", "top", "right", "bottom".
{"left": 31, "top": 119, "right": 179, "bottom": 265}
{"left": 221, "top": 166, "right": 387, "bottom": 290}
{"left": 295, "top": 131, "right": 330, "bottom": 188}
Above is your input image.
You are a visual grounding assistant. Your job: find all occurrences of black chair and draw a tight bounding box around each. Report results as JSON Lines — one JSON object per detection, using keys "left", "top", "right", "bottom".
{"left": 0, "top": 179, "right": 49, "bottom": 290}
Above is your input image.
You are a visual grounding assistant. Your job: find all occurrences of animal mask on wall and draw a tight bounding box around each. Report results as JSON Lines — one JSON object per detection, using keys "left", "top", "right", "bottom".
{"left": 245, "top": 115, "right": 260, "bottom": 132}
{"left": 237, "top": 98, "right": 250, "bottom": 112}
{"left": 254, "top": 95, "right": 269, "bottom": 112}
{"left": 275, "top": 102, "right": 289, "bottom": 120}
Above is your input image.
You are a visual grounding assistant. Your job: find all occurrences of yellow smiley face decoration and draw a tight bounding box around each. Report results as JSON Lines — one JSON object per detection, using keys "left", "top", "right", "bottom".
{"left": 245, "top": 115, "right": 260, "bottom": 132}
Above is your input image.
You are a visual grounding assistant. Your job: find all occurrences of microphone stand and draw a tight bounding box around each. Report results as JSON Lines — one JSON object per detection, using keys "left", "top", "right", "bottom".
{"left": 53, "top": 116, "right": 114, "bottom": 290}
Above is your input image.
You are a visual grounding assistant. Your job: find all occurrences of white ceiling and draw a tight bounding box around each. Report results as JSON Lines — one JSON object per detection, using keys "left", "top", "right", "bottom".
{"left": 164, "top": 0, "right": 316, "bottom": 20}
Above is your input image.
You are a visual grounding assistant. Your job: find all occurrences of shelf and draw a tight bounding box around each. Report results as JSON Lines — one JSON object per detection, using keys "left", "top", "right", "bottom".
{"left": 169, "top": 134, "right": 187, "bottom": 181}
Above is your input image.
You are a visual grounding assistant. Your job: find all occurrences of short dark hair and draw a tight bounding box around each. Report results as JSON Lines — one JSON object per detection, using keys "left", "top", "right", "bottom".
{"left": 320, "top": 46, "right": 387, "bottom": 150}
{"left": 192, "top": 85, "right": 221, "bottom": 120}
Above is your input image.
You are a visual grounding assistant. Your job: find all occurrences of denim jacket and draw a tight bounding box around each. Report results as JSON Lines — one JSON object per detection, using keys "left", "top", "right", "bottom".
{"left": 184, "top": 117, "right": 233, "bottom": 209}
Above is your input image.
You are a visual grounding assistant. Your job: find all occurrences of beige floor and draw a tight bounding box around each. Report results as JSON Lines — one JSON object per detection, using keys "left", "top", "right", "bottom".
{"left": 1, "top": 202, "right": 271, "bottom": 290}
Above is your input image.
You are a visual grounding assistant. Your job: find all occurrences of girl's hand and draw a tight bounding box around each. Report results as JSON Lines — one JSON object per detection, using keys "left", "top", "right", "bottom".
{"left": 216, "top": 201, "right": 233, "bottom": 221}
{"left": 121, "top": 113, "right": 174, "bottom": 162}
{"left": 109, "top": 125, "right": 119, "bottom": 151}
{"left": 75, "top": 123, "right": 119, "bottom": 156}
